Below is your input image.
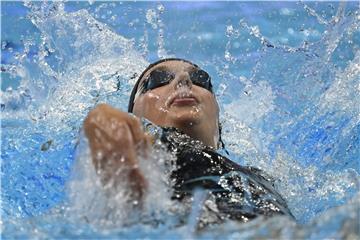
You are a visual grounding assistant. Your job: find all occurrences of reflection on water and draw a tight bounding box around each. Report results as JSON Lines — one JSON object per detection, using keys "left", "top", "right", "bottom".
{"left": 1, "top": 1, "right": 359, "bottom": 239}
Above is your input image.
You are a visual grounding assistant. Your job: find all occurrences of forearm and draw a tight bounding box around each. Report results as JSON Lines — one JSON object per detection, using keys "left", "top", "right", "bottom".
{"left": 82, "top": 104, "right": 149, "bottom": 203}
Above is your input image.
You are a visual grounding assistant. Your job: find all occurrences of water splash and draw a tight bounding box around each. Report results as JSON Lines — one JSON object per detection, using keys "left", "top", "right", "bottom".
{"left": 63, "top": 131, "right": 176, "bottom": 229}
{"left": 218, "top": 0, "right": 359, "bottom": 225}
{"left": 1, "top": 1, "right": 148, "bottom": 219}
{"left": 1, "top": 1, "right": 359, "bottom": 239}
{"left": 145, "top": 4, "right": 172, "bottom": 59}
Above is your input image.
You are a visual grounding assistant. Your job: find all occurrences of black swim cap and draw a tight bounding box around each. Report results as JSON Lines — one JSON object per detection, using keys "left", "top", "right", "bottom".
{"left": 127, "top": 58, "right": 199, "bottom": 113}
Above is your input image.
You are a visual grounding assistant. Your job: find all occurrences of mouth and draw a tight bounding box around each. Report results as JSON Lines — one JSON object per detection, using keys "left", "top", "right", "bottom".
{"left": 167, "top": 89, "right": 199, "bottom": 107}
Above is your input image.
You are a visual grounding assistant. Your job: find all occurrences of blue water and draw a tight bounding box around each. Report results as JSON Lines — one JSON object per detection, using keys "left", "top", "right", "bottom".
{"left": 1, "top": 1, "right": 359, "bottom": 239}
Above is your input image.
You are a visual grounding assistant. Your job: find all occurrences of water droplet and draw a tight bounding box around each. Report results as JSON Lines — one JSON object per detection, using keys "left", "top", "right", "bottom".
{"left": 226, "top": 25, "right": 234, "bottom": 37}
{"left": 157, "top": 4, "right": 165, "bottom": 13}
{"left": 1, "top": 41, "right": 7, "bottom": 49}
{"left": 224, "top": 50, "right": 232, "bottom": 62}
{"left": 146, "top": 9, "right": 158, "bottom": 29}
{"left": 41, "top": 140, "right": 53, "bottom": 151}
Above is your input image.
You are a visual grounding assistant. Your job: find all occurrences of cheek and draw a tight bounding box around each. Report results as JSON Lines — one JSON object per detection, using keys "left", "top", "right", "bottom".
{"left": 204, "top": 96, "right": 219, "bottom": 118}
{"left": 146, "top": 91, "right": 165, "bottom": 111}
{"left": 149, "top": 88, "right": 170, "bottom": 109}
{"left": 134, "top": 91, "right": 167, "bottom": 119}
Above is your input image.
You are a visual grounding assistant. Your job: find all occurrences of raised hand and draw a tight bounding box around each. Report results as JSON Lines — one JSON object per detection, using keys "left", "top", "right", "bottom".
{"left": 83, "top": 104, "right": 150, "bottom": 203}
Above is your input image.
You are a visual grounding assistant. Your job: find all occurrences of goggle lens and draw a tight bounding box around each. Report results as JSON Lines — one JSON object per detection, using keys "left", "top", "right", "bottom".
{"left": 141, "top": 69, "right": 212, "bottom": 93}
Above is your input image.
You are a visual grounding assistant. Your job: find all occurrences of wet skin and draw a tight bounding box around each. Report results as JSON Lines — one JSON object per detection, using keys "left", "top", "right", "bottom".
{"left": 83, "top": 60, "right": 220, "bottom": 203}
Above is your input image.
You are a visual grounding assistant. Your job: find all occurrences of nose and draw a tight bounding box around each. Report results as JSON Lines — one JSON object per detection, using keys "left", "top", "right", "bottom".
{"left": 173, "top": 71, "right": 192, "bottom": 89}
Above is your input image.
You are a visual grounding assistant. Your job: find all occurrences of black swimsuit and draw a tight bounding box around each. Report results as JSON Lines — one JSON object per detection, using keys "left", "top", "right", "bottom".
{"left": 157, "top": 127, "right": 294, "bottom": 225}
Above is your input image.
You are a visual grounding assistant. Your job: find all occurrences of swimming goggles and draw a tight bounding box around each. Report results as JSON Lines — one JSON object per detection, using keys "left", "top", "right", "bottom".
{"left": 128, "top": 58, "right": 213, "bottom": 113}
{"left": 138, "top": 68, "right": 213, "bottom": 94}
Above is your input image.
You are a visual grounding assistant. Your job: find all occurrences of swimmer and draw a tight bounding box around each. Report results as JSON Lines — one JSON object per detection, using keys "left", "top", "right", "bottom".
{"left": 83, "top": 58, "right": 293, "bottom": 226}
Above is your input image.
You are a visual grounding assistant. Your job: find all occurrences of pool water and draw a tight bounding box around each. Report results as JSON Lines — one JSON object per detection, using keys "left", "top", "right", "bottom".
{"left": 1, "top": 1, "right": 359, "bottom": 239}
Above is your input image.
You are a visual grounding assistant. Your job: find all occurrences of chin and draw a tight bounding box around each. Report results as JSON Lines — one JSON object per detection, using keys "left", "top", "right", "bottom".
{"left": 169, "top": 108, "right": 201, "bottom": 128}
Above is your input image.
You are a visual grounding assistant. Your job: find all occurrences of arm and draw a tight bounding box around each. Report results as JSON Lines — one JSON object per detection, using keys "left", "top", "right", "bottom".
{"left": 83, "top": 103, "right": 150, "bottom": 204}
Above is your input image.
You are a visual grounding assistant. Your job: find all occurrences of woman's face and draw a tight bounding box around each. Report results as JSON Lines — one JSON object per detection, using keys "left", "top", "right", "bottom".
{"left": 132, "top": 60, "right": 219, "bottom": 141}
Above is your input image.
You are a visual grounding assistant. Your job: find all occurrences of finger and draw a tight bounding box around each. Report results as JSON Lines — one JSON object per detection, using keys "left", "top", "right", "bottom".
{"left": 137, "top": 133, "right": 154, "bottom": 159}
{"left": 85, "top": 116, "right": 138, "bottom": 168}
{"left": 116, "top": 122, "right": 138, "bottom": 166}
{"left": 126, "top": 116, "right": 144, "bottom": 145}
